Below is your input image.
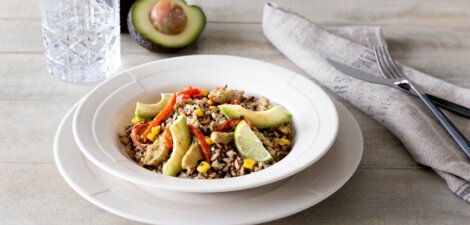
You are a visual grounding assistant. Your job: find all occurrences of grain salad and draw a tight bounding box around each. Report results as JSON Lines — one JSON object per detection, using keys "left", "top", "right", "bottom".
{"left": 118, "top": 86, "right": 294, "bottom": 179}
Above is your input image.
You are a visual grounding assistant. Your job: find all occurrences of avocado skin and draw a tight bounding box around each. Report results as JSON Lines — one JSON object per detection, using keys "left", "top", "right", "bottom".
{"left": 127, "top": 3, "right": 206, "bottom": 53}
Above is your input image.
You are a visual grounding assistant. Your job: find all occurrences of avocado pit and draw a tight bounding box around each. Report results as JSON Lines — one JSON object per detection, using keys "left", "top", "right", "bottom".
{"left": 150, "top": 0, "right": 187, "bottom": 35}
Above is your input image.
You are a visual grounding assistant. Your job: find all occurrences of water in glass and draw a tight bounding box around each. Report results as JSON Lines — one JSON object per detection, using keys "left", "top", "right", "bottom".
{"left": 41, "top": 0, "right": 121, "bottom": 83}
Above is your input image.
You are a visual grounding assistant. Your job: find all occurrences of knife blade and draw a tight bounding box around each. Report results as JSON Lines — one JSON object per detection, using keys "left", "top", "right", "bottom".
{"left": 326, "top": 58, "right": 470, "bottom": 119}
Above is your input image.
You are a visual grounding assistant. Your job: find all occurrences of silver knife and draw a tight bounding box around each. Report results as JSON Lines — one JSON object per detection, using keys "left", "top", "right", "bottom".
{"left": 326, "top": 58, "right": 470, "bottom": 119}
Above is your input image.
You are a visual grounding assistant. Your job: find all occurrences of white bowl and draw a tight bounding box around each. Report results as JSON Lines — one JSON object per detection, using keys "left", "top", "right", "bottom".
{"left": 73, "top": 55, "right": 338, "bottom": 193}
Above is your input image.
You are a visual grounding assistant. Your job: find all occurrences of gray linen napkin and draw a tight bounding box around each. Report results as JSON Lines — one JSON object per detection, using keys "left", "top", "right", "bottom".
{"left": 262, "top": 3, "right": 470, "bottom": 202}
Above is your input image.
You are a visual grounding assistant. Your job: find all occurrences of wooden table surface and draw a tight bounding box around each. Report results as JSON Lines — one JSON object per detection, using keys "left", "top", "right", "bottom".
{"left": 1, "top": 0, "right": 470, "bottom": 224}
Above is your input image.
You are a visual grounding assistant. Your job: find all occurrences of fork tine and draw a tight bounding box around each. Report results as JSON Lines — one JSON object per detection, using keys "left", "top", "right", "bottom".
{"left": 374, "top": 46, "right": 394, "bottom": 80}
{"left": 379, "top": 45, "right": 399, "bottom": 79}
{"left": 379, "top": 45, "right": 400, "bottom": 79}
{"left": 382, "top": 45, "right": 403, "bottom": 79}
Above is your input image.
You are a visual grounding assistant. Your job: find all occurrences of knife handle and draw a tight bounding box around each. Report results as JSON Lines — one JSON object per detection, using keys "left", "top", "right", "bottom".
{"left": 427, "top": 94, "right": 470, "bottom": 119}
{"left": 419, "top": 94, "right": 470, "bottom": 158}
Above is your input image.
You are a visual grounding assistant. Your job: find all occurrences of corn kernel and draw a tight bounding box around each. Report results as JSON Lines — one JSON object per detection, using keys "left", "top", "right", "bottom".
{"left": 279, "top": 138, "right": 291, "bottom": 145}
{"left": 146, "top": 133, "right": 157, "bottom": 142}
{"left": 151, "top": 126, "right": 161, "bottom": 135}
{"left": 205, "top": 137, "right": 213, "bottom": 145}
{"left": 267, "top": 105, "right": 273, "bottom": 109}
{"left": 243, "top": 159, "right": 256, "bottom": 170}
{"left": 209, "top": 106, "right": 218, "bottom": 111}
{"left": 200, "top": 89, "right": 209, "bottom": 96}
{"left": 131, "top": 116, "right": 141, "bottom": 125}
{"left": 197, "top": 161, "right": 211, "bottom": 173}
{"left": 194, "top": 108, "right": 204, "bottom": 117}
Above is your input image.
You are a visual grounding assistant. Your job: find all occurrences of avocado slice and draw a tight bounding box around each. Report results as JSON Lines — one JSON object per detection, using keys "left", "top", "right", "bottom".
{"left": 219, "top": 105, "right": 293, "bottom": 129}
{"left": 162, "top": 115, "right": 191, "bottom": 176}
{"left": 128, "top": 0, "right": 206, "bottom": 52}
{"left": 135, "top": 93, "right": 173, "bottom": 119}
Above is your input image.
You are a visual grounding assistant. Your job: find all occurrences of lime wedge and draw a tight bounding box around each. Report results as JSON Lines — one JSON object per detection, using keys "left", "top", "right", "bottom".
{"left": 234, "top": 120, "right": 273, "bottom": 162}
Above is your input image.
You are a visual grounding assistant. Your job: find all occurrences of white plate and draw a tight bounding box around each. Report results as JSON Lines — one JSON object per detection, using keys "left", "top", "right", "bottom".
{"left": 55, "top": 100, "right": 362, "bottom": 225}
{"left": 72, "top": 55, "right": 339, "bottom": 192}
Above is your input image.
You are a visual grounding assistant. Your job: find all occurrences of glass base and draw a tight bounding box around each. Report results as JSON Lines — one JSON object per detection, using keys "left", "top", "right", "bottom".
{"left": 46, "top": 50, "right": 121, "bottom": 83}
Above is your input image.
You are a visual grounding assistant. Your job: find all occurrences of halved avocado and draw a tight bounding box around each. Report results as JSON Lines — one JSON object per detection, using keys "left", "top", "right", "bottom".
{"left": 219, "top": 104, "right": 293, "bottom": 129}
{"left": 128, "top": 0, "right": 206, "bottom": 52}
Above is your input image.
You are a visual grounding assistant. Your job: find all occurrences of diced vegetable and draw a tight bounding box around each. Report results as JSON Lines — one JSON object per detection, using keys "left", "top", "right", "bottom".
{"left": 151, "top": 126, "right": 161, "bottom": 135}
{"left": 205, "top": 136, "right": 213, "bottom": 145}
{"left": 200, "top": 89, "right": 209, "bottom": 96}
{"left": 188, "top": 125, "right": 212, "bottom": 163}
{"left": 132, "top": 116, "right": 143, "bottom": 125}
{"left": 146, "top": 132, "right": 157, "bottom": 142}
{"left": 141, "top": 92, "right": 177, "bottom": 141}
{"left": 194, "top": 108, "right": 204, "bottom": 117}
{"left": 243, "top": 159, "right": 256, "bottom": 170}
{"left": 209, "top": 106, "right": 217, "bottom": 111}
{"left": 208, "top": 96, "right": 215, "bottom": 105}
{"left": 197, "top": 161, "right": 211, "bottom": 173}
{"left": 279, "top": 138, "right": 291, "bottom": 145}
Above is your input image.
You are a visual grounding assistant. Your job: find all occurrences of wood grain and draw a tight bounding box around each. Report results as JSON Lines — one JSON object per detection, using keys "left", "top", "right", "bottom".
{"left": 1, "top": 165, "right": 468, "bottom": 225}
{"left": 3, "top": 0, "right": 470, "bottom": 26}
{"left": 1, "top": 0, "right": 470, "bottom": 224}
{"left": 1, "top": 21, "right": 469, "bottom": 87}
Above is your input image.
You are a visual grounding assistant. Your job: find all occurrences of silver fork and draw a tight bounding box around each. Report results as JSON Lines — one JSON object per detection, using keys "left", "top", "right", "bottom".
{"left": 374, "top": 45, "right": 470, "bottom": 158}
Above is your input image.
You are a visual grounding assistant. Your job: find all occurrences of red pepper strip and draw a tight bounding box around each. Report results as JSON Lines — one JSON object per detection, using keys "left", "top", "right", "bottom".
{"left": 177, "top": 87, "right": 201, "bottom": 97}
{"left": 164, "top": 127, "right": 173, "bottom": 149}
{"left": 193, "top": 94, "right": 203, "bottom": 99}
{"left": 216, "top": 118, "right": 241, "bottom": 132}
{"left": 188, "top": 125, "right": 212, "bottom": 162}
{"left": 131, "top": 123, "right": 149, "bottom": 147}
{"left": 176, "top": 94, "right": 190, "bottom": 103}
{"left": 141, "top": 93, "right": 177, "bottom": 141}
